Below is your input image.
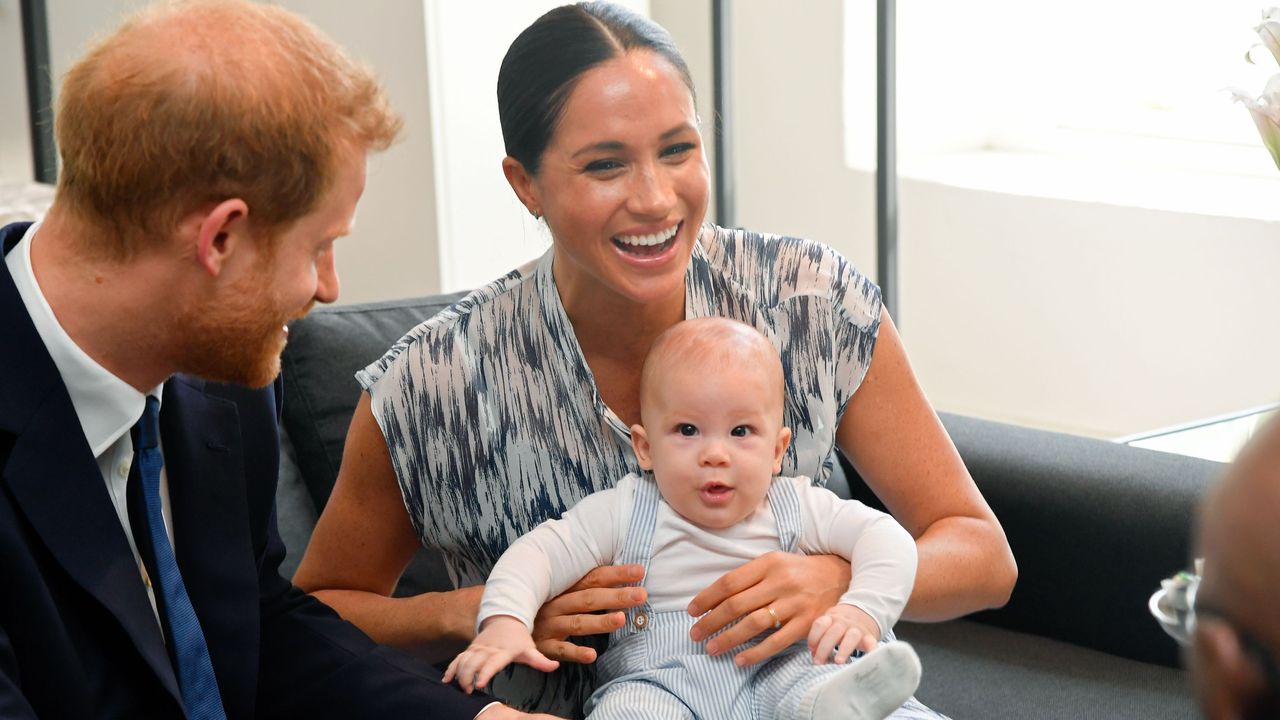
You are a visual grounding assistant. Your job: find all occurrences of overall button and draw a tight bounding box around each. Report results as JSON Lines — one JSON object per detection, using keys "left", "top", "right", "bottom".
{"left": 633, "top": 611, "right": 649, "bottom": 630}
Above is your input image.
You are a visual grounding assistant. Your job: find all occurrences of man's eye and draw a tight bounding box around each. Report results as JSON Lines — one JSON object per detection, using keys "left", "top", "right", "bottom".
{"left": 731, "top": 426, "right": 750, "bottom": 437}
{"left": 678, "top": 424, "right": 698, "bottom": 436}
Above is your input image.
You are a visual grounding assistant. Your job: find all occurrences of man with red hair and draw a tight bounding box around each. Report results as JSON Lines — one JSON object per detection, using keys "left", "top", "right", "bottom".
{"left": 0, "top": 2, "right": 553, "bottom": 718}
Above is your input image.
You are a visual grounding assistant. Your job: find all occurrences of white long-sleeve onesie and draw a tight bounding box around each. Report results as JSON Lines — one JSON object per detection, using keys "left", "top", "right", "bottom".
{"left": 479, "top": 473, "right": 917, "bottom": 638}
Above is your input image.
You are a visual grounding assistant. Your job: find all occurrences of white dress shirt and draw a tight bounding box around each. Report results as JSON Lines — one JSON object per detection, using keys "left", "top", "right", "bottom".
{"left": 6, "top": 222, "right": 171, "bottom": 626}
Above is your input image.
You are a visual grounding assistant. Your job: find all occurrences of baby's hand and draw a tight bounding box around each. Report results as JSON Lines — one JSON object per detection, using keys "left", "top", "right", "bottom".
{"left": 807, "top": 603, "right": 880, "bottom": 665}
{"left": 443, "top": 616, "right": 560, "bottom": 693}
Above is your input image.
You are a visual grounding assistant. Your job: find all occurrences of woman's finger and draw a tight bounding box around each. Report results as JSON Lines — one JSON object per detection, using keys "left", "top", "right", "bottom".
{"left": 688, "top": 556, "right": 769, "bottom": 620}
{"left": 534, "top": 637, "right": 598, "bottom": 664}
{"left": 565, "top": 563, "right": 646, "bottom": 591}
{"left": 534, "top": 608, "right": 627, "bottom": 640}
{"left": 539, "top": 586, "right": 646, "bottom": 621}
{"left": 691, "top": 584, "right": 776, "bottom": 649}
{"left": 732, "top": 616, "right": 806, "bottom": 667}
{"left": 696, "top": 591, "right": 783, "bottom": 653}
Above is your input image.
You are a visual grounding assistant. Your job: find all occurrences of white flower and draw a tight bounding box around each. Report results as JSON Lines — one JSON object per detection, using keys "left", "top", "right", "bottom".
{"left": 1256, "top": 8, "right": 1280, "bottom": 66}
{"left": 1237, "top": 9, "right": 1280, "bottom": 171}
{"left": 1233, "top": 78, "right": 1280, "bottom": 170}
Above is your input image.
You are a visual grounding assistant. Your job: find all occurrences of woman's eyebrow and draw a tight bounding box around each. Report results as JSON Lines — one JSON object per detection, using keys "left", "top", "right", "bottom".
{"left": 570, "top": 124, "right": 698, "bottom": 158}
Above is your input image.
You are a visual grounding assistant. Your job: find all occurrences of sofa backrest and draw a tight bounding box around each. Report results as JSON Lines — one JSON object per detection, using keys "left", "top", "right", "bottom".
{"left": 280, "top": 292, "right": 468, "bottom": 511}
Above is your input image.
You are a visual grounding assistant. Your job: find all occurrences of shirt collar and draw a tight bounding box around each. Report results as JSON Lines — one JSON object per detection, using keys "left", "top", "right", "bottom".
{"left": 5, "top": 221, "right": 162, "bottom": 457}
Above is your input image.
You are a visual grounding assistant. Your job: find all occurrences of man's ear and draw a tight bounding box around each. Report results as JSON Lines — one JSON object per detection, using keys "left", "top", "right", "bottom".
{"left": 502, "top": 156, "right": 541, "bottom": 218}
{"left": 631, "top": 424, "right": 654, "bottom": 470}
{"left": 773, "top": 427, "right": 793, "bottom": 473}
{"left": 1192, "top": 618, "right": 1266, "bottom": 720}
{"left": 191, "top": 199, "right": 251, "bottom": 276}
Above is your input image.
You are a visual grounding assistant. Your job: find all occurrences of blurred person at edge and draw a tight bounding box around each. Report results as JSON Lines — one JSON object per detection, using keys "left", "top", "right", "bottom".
{"left": 1190, "top": 415, "right": 1280, "bottom": 720}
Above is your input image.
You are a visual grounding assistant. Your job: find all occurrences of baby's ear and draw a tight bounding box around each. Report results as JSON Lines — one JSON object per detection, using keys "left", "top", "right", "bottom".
{"left": 773, "top": 427, "right": 793, "bottom": 473}
{"left": 631, "top": 424, "right": 654, "bottom": 470}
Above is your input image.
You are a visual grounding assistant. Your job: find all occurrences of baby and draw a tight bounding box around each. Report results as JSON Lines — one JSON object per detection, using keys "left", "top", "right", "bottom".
{"left": 445, "top": 317, "right": 922, "bottom": 720}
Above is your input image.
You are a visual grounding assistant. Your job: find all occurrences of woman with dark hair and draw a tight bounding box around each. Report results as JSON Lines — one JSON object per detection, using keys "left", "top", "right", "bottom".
{"left": 296, "top": 3, "right": 1015, "bottom": 717}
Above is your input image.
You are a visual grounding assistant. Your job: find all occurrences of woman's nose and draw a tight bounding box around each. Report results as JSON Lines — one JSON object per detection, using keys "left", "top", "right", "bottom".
{"left": 627, "top": 164, "right": 676, "bottom": 219}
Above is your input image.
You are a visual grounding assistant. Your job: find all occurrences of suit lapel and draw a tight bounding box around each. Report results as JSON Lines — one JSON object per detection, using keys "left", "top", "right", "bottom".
{"left": 0, "top": 224, "right": 183, "bottom": 704}
{"left": 162, "top": 377, "right": 258, "bottom": 713}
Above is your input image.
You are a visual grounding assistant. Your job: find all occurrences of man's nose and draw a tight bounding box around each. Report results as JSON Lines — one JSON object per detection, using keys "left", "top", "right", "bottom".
{"left": 314, "top": 246, "right": 340, "bottom": 304}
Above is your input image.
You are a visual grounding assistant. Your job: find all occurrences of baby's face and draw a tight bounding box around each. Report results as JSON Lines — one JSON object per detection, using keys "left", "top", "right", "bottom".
{"left": 631, "top": 362, "right": 791, "bottom": 529}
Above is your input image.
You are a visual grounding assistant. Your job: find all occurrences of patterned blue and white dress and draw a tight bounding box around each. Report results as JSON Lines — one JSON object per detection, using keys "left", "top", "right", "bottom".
{"left": 359, "top": 224, "right": 944, "bottom": 719}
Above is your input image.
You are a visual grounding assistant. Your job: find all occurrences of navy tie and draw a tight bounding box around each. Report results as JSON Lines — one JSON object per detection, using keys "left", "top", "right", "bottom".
{"left": 135, "top": 395, "right": 227, "bottom": 719}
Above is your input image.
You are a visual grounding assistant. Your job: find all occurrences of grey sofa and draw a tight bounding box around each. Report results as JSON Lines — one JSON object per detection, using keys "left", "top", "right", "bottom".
{"left": 275, "top": 293, "right": 1218, "bottom": 719}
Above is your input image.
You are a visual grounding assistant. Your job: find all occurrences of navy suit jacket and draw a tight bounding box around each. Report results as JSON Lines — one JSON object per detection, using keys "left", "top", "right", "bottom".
{"left": 0, "top": 222, "right": 489, "bottom": 718}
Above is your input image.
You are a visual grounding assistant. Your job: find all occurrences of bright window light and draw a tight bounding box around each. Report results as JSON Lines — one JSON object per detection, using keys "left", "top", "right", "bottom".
{"left": 844, "top": 1, "right": 1280, "bottom": 178}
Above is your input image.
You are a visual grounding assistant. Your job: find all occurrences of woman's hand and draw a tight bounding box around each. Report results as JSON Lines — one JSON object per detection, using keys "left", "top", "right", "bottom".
{"left": 530, "top": 564, "right": 648, "bottom": 664}
{"left": 443, "top": 616, "right": 558, "bottom": 694}
{"left": 807, "top": 604, "right": 879, "bottom": 665}
{"left": 687, "top": 552, "right": 849, "bottom": 667}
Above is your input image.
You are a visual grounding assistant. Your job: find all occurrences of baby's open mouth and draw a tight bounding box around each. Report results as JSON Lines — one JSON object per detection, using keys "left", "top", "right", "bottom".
{"left": 700, "top": 482, "right": 733, "bottom": 503}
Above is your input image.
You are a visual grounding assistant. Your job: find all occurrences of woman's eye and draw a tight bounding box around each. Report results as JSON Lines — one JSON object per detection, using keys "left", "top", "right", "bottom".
{"left": 661, "top": 142, "right": 695, "bottom": 158}
{"left": 678, "top": 424, "right": 698, "bottom": 436}
{"left": 730, "top": 426, "right": 750, "bottom": 437}
{"left": 585, "top": 159, "right": 623, "bottom": 173}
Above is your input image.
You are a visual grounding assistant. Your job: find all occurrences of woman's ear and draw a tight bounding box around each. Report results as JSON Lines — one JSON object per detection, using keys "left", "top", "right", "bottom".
{"left": 773, "top": 427, "right": 793, "bottom": 473}
{"left": 502, "top": 156, "right": 541, "bottom": 218}
{"left": 190, "top": 198, "right": 251, "bottom": 276}
{"left": 631, "top": 424, "right": 654, "bottom": 470}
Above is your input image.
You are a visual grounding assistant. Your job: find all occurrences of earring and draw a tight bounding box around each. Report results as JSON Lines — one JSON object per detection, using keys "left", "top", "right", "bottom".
{"left": 531, "top": 208, "right": 541, "bottom": 220}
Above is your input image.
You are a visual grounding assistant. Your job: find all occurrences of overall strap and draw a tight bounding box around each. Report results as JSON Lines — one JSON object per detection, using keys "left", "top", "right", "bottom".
{"left": 612, "top": 473, "right": 661, "bottom": 640}
{"left": 765, "top": 476, "right": 804, "bottom": 554}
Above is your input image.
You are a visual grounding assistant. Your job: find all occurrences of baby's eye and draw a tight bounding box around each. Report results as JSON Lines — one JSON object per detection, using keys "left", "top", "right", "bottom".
{"left": 678, "top": 424, "right": 698, "bottom": 436}
{"left": 730, "top": 426, "right": 750, "bottom": 437}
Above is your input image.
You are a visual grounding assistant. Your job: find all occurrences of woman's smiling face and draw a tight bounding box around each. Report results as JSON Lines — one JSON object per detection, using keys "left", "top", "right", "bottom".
{"left": 508, "top": 49, "right": 710, "bottom": 312}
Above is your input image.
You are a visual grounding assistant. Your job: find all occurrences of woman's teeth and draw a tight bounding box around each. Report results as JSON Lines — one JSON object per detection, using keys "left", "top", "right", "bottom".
{"left": 614, "top": 224, "right": 679, "bottom": 247}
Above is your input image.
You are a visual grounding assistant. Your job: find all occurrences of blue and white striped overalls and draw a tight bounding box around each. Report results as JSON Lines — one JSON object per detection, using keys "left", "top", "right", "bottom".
{"left": 583, "top": 475, "right": 948, "bottom": 720}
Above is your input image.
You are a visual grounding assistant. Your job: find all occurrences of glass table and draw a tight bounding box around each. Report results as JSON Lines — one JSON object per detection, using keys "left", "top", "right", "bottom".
{"left": 1116, "top": 404, "right": 1278, "bottom": 463}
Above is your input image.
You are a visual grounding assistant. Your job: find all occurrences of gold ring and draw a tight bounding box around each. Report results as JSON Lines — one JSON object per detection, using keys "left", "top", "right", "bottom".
{"left": 766, "top": 606, "right": 782, "bottom": 630}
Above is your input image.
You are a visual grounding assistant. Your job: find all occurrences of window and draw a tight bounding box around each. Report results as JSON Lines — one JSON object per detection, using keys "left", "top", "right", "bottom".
{"left": 844, "top": 1, "right": 1280, "bottom": 179}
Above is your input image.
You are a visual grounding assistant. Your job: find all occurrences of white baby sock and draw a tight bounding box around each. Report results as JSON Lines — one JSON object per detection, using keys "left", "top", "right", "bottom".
{"left": 801, "top": 640, "right": 922, "bottom": 720}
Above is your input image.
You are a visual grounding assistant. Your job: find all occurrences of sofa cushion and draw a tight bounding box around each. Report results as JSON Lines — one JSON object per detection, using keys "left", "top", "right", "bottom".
{"left": 844, "top": 414, "right": 1220, "bottom": 668}
{"left": 897, "top": 619, "right": 1197, "bottom": 719}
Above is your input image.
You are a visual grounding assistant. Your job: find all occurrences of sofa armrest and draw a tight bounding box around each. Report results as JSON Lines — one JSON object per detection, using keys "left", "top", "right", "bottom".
{"left": 843, "top": 412, "right": 1221, "bottom": 668}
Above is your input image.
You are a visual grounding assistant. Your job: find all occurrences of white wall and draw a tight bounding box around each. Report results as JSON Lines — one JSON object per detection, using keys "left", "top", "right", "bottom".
{"left": 0, "top": 1, "right": 34, "bottom": 182}
{"left": 424, "top": 0, "right": 649, "bottom": 293}
{"left": 25, "top": 0, "right": 441, "bottom": 305}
